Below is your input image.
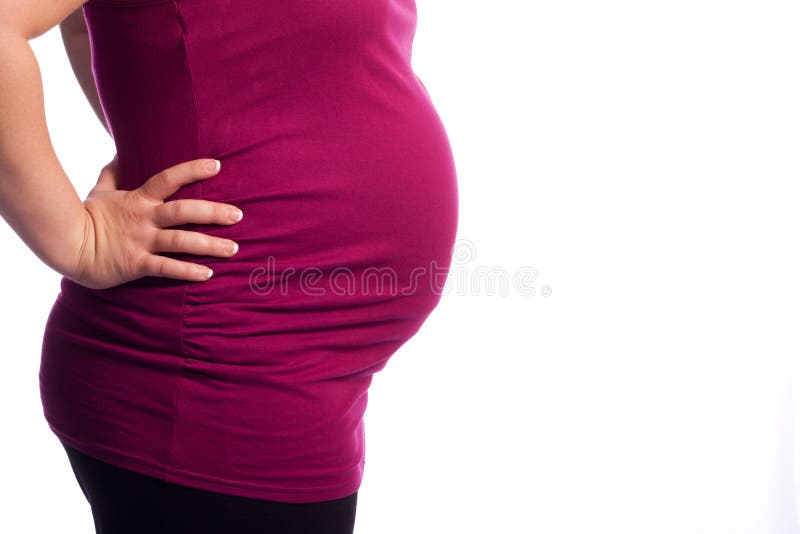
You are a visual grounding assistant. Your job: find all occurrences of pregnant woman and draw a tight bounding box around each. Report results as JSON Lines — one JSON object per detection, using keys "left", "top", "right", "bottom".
{"left": 0, "top": 1, "right": 458, "bottom": 533}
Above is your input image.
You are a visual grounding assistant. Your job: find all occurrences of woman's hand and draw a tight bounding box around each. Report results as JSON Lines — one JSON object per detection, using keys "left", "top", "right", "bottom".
{"left": 66, "top": 156, "right": 243, "bottom": 290}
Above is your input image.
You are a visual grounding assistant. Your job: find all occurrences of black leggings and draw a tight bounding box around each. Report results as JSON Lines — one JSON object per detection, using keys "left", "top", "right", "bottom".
{"left": 60, "top": 441, "right": 358, "bottom": 534}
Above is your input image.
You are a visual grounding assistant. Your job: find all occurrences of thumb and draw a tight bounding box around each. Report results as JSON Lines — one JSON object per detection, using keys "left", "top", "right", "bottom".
{"left": 92, "top": 155, "right": 121, "bottom": 192}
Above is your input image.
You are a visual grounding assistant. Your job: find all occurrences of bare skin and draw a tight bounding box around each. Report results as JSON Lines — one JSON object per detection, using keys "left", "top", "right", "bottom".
{"left": 0, "top": 1, "right": 241, "bottom": 290}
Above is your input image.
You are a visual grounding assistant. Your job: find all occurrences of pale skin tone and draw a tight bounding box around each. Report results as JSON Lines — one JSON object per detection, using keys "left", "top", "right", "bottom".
{"left": 0, "top": 0, "right": 241, "bottom": 290}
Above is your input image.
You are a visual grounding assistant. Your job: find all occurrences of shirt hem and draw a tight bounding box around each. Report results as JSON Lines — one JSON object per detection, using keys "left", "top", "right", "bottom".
{"left": 46, "top": 420, "right": 364, "bottom": 504}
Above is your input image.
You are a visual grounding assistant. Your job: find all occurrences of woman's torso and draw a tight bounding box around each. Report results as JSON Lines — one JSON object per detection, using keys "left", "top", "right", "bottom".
{"left": 40, "top": 0, "right": 458, "bottom": 503}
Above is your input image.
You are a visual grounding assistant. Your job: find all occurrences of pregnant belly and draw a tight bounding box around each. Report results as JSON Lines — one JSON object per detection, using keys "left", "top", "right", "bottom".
{"left": 191, "top": 95, "right": 457, "bottom": 367}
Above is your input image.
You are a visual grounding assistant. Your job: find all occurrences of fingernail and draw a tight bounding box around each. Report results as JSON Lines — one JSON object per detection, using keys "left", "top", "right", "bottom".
{"left": 229, "top": 242, "right": 239, "bottom": 255}
{"left": 229, "top": 209, "right": 243, "bottom": 221}
{"left": 206, "top": 159, "right": 220, "bottom": 172}
{"left": 198, "top": 266, "right": 213, "bottom": 278}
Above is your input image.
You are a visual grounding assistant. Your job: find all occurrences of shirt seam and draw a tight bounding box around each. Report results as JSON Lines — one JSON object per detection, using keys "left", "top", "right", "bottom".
{"left": 166, "top": 0, "right": 204, "bottom": 479}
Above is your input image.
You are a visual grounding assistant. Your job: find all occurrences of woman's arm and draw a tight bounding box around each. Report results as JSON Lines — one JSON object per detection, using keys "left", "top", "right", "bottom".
{"left": 59, "top": 7, "right": 110, "bottom": 135}
{"left": 0, "top": 0, "right": 92, "bottom": 277}
{"left": 0, "top": 0, "right": 242, "bottom": 288}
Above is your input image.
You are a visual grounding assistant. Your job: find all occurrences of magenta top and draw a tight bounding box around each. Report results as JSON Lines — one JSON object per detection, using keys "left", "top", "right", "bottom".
{"left": 39, "top": 0, "right": 458, "bottom": 503}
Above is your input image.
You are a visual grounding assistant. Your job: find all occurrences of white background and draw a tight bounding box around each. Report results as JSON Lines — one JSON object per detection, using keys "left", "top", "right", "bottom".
{"left": 2, "top": 1, "right": 800, "bottom": 532}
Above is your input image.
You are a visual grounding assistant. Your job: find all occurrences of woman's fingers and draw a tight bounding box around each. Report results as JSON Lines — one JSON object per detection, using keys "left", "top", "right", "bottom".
{"left": 136, "top": 158, "right": 221, "bottom": 202}
{"left": 151, "top": 229, "right": 239, "bottom": 257}
{"left": 152, "top": 199, "right": 243, "bottom": 228}
{"left": 138, "top": 253, "right": 214, "bottom": 282}
{"left": 68, "top": 157, "right": 241, "bottom": 288}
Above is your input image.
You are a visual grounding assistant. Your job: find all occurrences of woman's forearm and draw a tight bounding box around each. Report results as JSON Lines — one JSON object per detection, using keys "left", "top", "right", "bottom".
{"left": 59, "top": 8, "right": 109, "bottom": 135}
{"left": 0, "top": 31, "right": 88, "bottom": 278}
